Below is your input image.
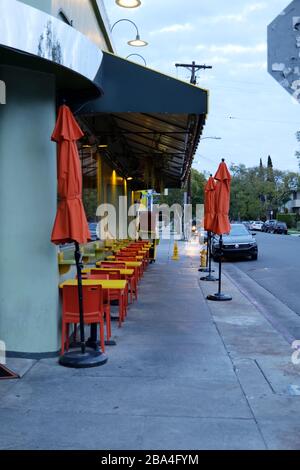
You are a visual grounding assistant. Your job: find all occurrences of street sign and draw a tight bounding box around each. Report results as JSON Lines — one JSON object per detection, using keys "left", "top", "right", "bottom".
{"left": 268, "top": 0, "right": 300, "bottom": 102}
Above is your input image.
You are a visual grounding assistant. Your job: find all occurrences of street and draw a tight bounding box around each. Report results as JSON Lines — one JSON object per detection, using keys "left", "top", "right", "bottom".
{"left": 223, "top": 232, "right": 300, "bottom": 342}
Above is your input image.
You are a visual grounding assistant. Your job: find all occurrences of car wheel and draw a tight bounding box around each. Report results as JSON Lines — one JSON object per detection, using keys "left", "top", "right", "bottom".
{"left": 251, "top": 254, "right": 258, "bottom": 260}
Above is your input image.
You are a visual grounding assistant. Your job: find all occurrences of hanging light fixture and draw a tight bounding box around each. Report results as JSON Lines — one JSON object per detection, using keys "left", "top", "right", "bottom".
{"left": 111, "top": 19, "right": 148, "bottom": 47}
{"left": 115, "top": 0, "right": 141, "bottom": 8}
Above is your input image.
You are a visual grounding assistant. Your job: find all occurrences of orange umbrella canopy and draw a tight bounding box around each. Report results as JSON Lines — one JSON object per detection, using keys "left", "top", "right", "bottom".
{"left": 211, "top": 160, "right": 231, "bottom": 235}
{"left": 51, "top": 105, "right": 91, "bottom": 245}
{"left": 204, "top": 175, "right": 216, "bottom": 232}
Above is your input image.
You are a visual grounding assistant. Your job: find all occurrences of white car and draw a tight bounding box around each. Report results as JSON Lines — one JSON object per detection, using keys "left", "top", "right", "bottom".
{"left": 251, "top": 221, "right": 264, "bottom": 231}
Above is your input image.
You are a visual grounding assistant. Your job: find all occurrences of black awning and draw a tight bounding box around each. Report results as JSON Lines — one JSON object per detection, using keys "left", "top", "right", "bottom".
{"left": 79, "top": 52, "right": 208, "bottom": 189}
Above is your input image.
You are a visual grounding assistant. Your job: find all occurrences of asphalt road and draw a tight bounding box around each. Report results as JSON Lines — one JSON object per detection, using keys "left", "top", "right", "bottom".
{"left": 230, "top": 232, "right": 300, "bottom": 316}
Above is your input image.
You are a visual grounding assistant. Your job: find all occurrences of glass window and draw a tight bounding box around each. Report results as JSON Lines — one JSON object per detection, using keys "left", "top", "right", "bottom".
{"left": 229, "top": 224, "right": 249, "bottom": 236}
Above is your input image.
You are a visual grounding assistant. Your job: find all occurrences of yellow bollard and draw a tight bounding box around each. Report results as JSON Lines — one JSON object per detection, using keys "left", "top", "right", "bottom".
{"left": 171, "top": 241, "right": 180, "bottom": 261}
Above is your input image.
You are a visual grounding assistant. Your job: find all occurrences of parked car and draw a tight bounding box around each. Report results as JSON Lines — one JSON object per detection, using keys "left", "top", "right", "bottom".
{"left": 211, "top": 223, "right": 258, "bottom": 261}
{"left": 273, "top": 221, "right": 288, "bottom": 235}
{"left": 251, "top": 220, "right": 264, "bottom": 231}
{"left": 262, "top": 220, "right": 277, "bottom": 232}
{"left": 88, "top": 222, "right": 99, "bottom": 241}
{"left": 242, "top": 221, "right": 251, "bottom": 230}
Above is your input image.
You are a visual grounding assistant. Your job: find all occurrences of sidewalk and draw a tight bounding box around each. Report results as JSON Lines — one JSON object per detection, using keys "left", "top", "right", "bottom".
{"left": 0, "top": 239, "right": 300, "bottom": 449}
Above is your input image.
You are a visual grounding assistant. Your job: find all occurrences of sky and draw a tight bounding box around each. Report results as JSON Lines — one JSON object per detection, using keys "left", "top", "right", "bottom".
{"left": 103, "top": 0, "right": 300, "bottom": 175}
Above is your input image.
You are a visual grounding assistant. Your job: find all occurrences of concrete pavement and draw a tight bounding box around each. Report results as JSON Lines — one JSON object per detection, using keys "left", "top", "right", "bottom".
{"left": 0, "top": 239, "right": 300, "bottom": 449}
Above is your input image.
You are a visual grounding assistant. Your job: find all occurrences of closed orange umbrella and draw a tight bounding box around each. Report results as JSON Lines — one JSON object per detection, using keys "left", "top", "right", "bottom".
{"left": 211, "top": 159, "right": 231, "bottom": 235}
{"left": 51, "top": 105, "right": 106, "bottom": 368}
{"left": 207, "top": 159, "right": 232, "bottom": 302}
{"left": 204, "top": 175, "right": 216, "bottom": 232}
{"left": 200, "top": 175, "right": 217, "bottom": 280}
{"left": 51, "top": 105, "right": 90, "bottom": 245}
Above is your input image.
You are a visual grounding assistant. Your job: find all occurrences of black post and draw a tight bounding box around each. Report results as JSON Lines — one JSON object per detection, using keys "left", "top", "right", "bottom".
{"left": 217, "top": 235, "right": 222, "bottom": 294}
{"left": 207, "top": 235, "right": 232, "bottom": 301}
{"left": 74, "top": 242, "right": 85, "bottom": 354}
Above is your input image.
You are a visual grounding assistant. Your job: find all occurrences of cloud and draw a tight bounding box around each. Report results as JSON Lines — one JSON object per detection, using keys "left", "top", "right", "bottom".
{"left": 238, "top": 61, "right": 267, "bottom": 70}
{"left": 196, "top": 43, "right": 267, "bottom": 55}
{"left": 211, "top": 2, "right": 267, "bottom": 24}
{"left": 199, "top": 56, "right": 230, "bottom": 65}
{"left": 150, "top": 23, "right": 194, "bottom": 35}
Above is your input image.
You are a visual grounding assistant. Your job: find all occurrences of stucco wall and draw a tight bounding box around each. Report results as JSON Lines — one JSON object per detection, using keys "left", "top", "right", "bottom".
{"left": 0, "top": 65, "right": 60, "bottom": 356}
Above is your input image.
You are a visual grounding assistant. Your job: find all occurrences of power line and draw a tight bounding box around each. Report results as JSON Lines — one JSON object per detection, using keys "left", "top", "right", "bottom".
{"left": 209, "top": 115, "right": 300, "bottom": 126}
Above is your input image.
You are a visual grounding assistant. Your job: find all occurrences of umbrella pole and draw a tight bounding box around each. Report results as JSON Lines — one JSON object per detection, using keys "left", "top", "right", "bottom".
{"left": 207, "top": 235, "right": 232, "bottom": 301}
{"left": 200, "top": 231, "right": 217, "bottom": 281}
{"left": 74, "top": 242, "right": 85, "bottom": 354}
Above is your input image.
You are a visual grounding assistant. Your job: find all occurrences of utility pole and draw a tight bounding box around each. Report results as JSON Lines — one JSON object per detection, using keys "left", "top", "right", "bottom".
{"left": 175, "top": 61, "right": 212, "bottom": 86}
{"left": 175, "top": 61, "right": 212, "bottom": 210}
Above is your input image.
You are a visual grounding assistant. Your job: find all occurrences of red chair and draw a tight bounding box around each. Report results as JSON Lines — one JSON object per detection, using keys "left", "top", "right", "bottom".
{"left": 61, "top": 285, "right": 105, "bottom": 355}
{"left": 88, "top": 273, "right": 112, "bottom": 341}
{"left": 100, "top": 263, "right": 137, "bottom": 302}
{"left": 116, "top": 256, "right": 143, "bottom": 280}
{"left": 101, "top": 262, "right": 126, "bottom": 269}
{"left": 91, "top": 271, "right": 125, "bottom": 327}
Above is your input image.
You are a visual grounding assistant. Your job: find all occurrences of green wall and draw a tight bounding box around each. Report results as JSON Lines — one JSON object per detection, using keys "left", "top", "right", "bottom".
{"left": 0, "top": 65, "right": 60, "bottom": 356}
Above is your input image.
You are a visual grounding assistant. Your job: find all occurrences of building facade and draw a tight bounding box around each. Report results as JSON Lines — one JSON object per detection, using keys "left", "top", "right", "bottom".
{"left": 0, "top": 0, "right": 208, "bottom": 357}
{"left": 282, "top": 190, "right": 300, "bottom": 214}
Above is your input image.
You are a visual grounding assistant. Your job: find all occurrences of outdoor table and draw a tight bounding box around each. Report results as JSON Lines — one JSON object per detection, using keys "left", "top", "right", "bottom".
{"left": 85, "top": 267, "right": 135, "bottom": 303}
{"left": 106, "top": 255, "right": 143, "bottom": 261}
{"left": 97, "top": 260, "right": 143, "bottom": 282}
{"left": 82, "top": 268, "right": 134, "bottom": 276}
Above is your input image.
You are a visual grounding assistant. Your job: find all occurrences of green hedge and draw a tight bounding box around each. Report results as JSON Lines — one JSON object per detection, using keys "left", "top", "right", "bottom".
{"left": 278, "top": 213, "right": 296, "bottom": 228}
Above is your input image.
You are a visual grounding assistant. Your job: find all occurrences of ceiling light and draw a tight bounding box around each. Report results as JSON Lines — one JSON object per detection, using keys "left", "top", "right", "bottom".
{"left": 115, "top": 0, "right": 141, "bottom": 8}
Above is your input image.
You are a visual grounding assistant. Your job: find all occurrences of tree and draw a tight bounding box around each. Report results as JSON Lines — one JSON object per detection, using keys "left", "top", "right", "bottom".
{"left": 229, "top": 161, "right": 299, "bottom": 221}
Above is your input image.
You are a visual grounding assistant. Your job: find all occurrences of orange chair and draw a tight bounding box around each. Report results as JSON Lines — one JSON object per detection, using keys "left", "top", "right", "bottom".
{"left": 99, "top": 263, "right": 138, "bottom": 302}
{"left": 90, "top": 271, "right": 125, "bottom": 327}
{"left": 88, "top": 273, "right": 111, "bottom": 341}
{"left": 116, "top": 256, "right": 143, "bottom": 280}
{"left": 61, "top": 285, "right": 105, "bottom": 355}
{"left": 101, "top": 262, "right": 126, "bottom": 269}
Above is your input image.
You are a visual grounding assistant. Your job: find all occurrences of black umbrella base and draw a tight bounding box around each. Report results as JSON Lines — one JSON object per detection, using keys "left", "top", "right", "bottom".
{"left": 59, "top": 349, "right": 108, "bottom": 369}
{"left": 200, "top": 275, "right": 218, "bottom": 282}
{"left": 207, "top": 293, "right": 232, "bottom": 302}
{"left": 86, "top": 338, "right": 117, "bottom": 348}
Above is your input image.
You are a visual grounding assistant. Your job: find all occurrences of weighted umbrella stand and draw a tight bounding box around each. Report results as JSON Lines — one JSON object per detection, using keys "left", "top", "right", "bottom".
{"left": 59, "top": 242, "right": 108, "bottom": 368}
{"left": 200, "top": 231, "right": 218, "bottom": 282}
{"left": 207, "top": 235, "right": 232, "bottom": 301}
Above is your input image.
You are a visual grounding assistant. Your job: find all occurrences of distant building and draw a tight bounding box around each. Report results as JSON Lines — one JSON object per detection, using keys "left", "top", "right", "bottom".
{"left": 281, "top": 191, "right": 300, "bottom": 214}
